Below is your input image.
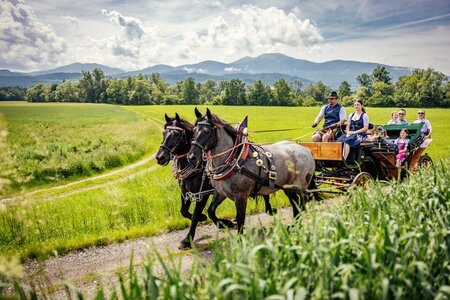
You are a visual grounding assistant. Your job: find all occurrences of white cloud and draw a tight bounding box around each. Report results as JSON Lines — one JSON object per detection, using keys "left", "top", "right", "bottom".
{"left": 101, "top": 9, "right": 145, "bottom": 40}
{"left": 224, "top": 67, "right": 241, "bottom": 72}
{"left": 0, "top": 0, "right": 67, "bottom": 70}
{"left": 173, "top": 5, "right": 324, "bottom": 63}
{"left": 62, "top": 15, "right": 78, "bottom": 26}
{"left": 183, "top": 67, "right": 207, "bottom": 73}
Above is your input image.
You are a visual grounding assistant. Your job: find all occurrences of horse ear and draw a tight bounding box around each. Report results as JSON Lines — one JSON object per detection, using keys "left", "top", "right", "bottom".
{"left": 164, "top": 113, "right": 171, "bottom": 123}
{"left": 194, "top": 107, "right": 202, "bottom": 118}
{"left": 175, "top": 113, "right": 181, "bottom": 123}
{"left": 206, "top": 108, "right": 212, "bottom": 120}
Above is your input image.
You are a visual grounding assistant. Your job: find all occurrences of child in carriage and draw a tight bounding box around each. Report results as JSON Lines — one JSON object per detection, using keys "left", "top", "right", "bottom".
{"left": 395, "top": 128, "right": 409, "bottom": 168}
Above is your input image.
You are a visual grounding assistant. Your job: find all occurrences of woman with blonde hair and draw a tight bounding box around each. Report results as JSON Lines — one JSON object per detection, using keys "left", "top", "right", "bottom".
{"left": 387, "top": 111, "right": 399, "bottom": 125}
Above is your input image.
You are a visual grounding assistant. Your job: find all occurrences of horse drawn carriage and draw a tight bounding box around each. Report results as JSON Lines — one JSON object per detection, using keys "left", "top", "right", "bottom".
{"left": 157, "top": 108, "right": 433, "bottom": 248}
{"left": 299, "top": 122, "right": 432, "bottom": 192}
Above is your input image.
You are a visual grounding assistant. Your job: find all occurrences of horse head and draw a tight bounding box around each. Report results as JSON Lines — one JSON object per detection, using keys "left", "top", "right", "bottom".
{"left": 188, "top": 108, "right": 222, "bottom": 165}
{"left": 156, "top": 113, "right": 193, "bottom": 166}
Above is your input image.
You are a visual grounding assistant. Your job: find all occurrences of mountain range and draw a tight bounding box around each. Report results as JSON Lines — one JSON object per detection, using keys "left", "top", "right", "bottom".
{"left": 0, "top": 53, "right": 416, "bottom": 89}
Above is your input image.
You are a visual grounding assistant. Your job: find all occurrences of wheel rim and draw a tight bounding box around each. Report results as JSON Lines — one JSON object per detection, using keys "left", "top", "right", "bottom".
{"left": 351, "top": 172, "right": 372, "bottom": 188}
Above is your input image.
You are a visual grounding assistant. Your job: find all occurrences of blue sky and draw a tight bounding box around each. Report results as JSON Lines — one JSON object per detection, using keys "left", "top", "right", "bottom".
{"left": 1, "top": 0, "right": 449, "bottom": 74}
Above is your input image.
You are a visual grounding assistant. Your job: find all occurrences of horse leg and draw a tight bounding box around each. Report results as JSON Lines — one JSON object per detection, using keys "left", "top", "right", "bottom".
{"left": 307, "top": 175, "right": 323, "bottom": 201}
{"left": 284, "top": 191, "right": 301, "bottom": 219}
{"left": 234, "top": 196, "right": 248, "bottom": 234}
{"left": 180, "top": 193, "right": 192, "bottom": 220}
{"left": 208, "top": 192, "right": 234, "bottom": 229}
{"left": 179, "top": 195, "right": 209, "bottom": 250}
{"left": 180, "top": 192, "right": 207, "bottom": 221}
{"left": 263, "top": 195, "right": 276, "bottom": 215}
{"left": 298, "top": 190, "right": 308, "bottom": 212}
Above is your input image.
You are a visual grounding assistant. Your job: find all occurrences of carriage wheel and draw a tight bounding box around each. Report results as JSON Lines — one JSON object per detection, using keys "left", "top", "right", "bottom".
{"left": 350, "top": 172, "right": 372, "bottom": 189}
{"left": 418, "top": 154, "right": 433, "bottom": 167}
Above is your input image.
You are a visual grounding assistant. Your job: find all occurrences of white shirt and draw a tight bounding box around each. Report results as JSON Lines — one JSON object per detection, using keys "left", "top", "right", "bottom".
{"left": 349, "top": 112, "right": 370, "bottom": 127}
{"left": 414, "top": 118, "right": 432, "bottom": 134}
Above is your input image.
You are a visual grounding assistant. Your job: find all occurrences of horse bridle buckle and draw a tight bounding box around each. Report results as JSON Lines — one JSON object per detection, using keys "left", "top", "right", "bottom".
{"left": 268, "top": 171, "right": 277, "bottom": 180}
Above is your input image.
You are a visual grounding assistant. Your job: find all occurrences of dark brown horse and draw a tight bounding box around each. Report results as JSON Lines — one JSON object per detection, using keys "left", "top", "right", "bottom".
{"left": 156, "top": 113, "right": 274, "bottom": 248}
{"left": 187, "top": 108, "right": 316, "bottom": 233}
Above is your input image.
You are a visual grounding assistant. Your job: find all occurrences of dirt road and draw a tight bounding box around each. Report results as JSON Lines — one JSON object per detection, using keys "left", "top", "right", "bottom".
{"left": 1, "top": 153, "right": 156, "bottom": 203}
{"left": 22, "top": 207, "right": 295, "bottom": 298}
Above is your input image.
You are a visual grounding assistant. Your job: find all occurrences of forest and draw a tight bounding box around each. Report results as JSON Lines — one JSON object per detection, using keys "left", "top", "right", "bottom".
{"left": 1, "top": 66, "right": 449, "bottom": 107}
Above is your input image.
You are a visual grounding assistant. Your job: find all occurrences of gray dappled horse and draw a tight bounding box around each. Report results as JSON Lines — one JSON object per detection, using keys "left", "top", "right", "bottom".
{"left": 187, "top": 108, "right": 316, "bottom": 233}
{"left": 156, "top": 113, "right": 274, "bottom": 249}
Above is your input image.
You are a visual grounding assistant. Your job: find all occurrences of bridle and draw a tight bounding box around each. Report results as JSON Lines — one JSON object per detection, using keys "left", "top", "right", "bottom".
{"left": 190, "top": 120, "right": 217, "bottom": 154}
{"left": 159, "top": 125, "right": 188, "bottom": 158}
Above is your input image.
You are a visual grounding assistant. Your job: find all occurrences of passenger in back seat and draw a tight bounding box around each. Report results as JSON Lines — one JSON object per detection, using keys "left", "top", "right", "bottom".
{"left": 395, "top": 128, "right": 409, "bottom": 168}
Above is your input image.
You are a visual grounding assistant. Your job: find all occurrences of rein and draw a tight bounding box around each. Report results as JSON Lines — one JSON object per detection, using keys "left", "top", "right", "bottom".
{"left": 206, "top": 141, "right": 247, "bottom": 160}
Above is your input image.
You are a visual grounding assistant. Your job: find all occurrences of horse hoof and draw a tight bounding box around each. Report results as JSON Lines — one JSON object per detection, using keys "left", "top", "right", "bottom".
{"left": 178, "top": 240, "right": 192, "bottom": 250}
{"left": 217, "top": 219, "right": 234, "bottom": 229}
{"left": 199, "top": 214, "right": 208, "bottom": 222}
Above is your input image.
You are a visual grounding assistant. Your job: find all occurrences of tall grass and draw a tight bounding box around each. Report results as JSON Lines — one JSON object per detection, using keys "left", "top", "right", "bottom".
{"left": 49, "top": 161, "right": 448, "bottom": 299}
{"left": 0, "top": 164, "right": 289, "bottom": 260}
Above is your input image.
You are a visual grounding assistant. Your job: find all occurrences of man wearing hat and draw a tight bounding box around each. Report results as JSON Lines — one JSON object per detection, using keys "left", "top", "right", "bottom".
{"left": 312, "top": 91, "right": 347, "bottom": 142}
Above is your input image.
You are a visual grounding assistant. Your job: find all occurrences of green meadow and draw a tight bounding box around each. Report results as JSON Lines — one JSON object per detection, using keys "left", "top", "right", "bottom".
{"left": 0, "top": 102, "right": 448, "bottom": 260}
{"left": 129, "top": 105, "right": 449, "bottom": 160}
{"left": 0, "top": 102, "right": 160, "bottom": 197}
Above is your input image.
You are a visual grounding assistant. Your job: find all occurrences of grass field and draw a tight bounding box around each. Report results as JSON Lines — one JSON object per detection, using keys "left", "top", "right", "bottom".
{"left": 128, "top": 105, "right": 449, "bottom": 160}
{"left": 0, "top": 103, "right": 448, "bottom": 261}
{"left": 0, "top": 102, "right": 160, "bottom": 197}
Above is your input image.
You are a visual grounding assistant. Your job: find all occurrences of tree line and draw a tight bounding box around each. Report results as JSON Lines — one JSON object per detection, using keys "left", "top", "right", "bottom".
{"left": 1, "top": 66, "right": 449, "bottom": 107}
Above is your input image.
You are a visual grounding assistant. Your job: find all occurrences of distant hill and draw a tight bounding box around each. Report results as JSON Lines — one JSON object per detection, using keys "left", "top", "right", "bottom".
{"left": 0, "top": 53, "right": 419, "bottom": 88}
{"left": 0, "top": 69, "right": 25, "bottom": 77}
{"left": 27, "top": 63, "right": 124, "bottom": 76}
{"left": 0, "top": 73, "right": 81, "bottom": 88}
{"left": 115, "top": 64, "right": 176, "bottom": 78}
{"left": 138, "top": 70, "right": 312, "bottom": 86}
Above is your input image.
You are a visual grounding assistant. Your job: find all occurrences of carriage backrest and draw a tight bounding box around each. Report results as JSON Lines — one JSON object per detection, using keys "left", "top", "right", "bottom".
{"left": 382, "top": 122, "right": 424, "bottom": 145}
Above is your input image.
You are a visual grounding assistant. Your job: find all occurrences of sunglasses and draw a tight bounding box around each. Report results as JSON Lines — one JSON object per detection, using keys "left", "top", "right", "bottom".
{"left": 418, "top": 112, "right": 425, "bottom": 115}
{"left": 398, "top": 113, "right": 405, "bottom": 115}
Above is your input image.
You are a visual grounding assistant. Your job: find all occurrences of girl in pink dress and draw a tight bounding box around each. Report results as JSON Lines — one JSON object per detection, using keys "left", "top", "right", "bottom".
{"left": 395, "top": 128, "right": 409, "bottom": 168}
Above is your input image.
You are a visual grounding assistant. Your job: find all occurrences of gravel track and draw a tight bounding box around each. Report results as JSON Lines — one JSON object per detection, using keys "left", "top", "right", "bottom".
{"left": 21, "top": 207, "right": 296, "bottom": 298}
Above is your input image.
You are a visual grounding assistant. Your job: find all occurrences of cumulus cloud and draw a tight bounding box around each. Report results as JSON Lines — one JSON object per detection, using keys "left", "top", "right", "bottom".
{"left": 175, "top": 5, "right": 324, "bottom": 62}
{"left": 101, "top": 9, "right": 146, "bottom": 40}
{"left": 183, "top": 67, "right": 207, "bottom": 73}
{"left": 62, "top": 15, "right": 78, "bottom": 26}
{"left": 0, "top": 0, "right": 67, "bottom": 70}
{"left": 63, "top": 9, "right": 165, "bottom": 70}
{"left": 224, "top": 67, "right": 241, "bottom": 72}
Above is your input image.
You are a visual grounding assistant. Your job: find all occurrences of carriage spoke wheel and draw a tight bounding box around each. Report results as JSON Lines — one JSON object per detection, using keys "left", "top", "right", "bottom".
{"left": 350, "top": 172, "right": 372, "bottom": 189}
{"left": 418, "top": 154, "right": 433, "bottom": 168}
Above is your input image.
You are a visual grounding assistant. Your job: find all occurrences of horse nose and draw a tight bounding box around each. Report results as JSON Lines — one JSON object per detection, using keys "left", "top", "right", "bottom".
{"left": 156, "top": 154, "right": 167, "bottom": 165}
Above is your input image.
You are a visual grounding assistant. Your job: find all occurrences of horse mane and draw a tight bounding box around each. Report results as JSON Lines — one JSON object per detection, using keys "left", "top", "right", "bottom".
{"left": 209, "top": 114, "right": 237, "bottom": 140}
{"left": 165, "top": 117, "right": 194, "bottom": 132}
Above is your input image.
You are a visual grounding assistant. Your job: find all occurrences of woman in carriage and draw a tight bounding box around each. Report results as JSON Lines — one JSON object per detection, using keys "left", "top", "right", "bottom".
{"left": 337, "top": 99, "right": 370, "bottom": 160}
